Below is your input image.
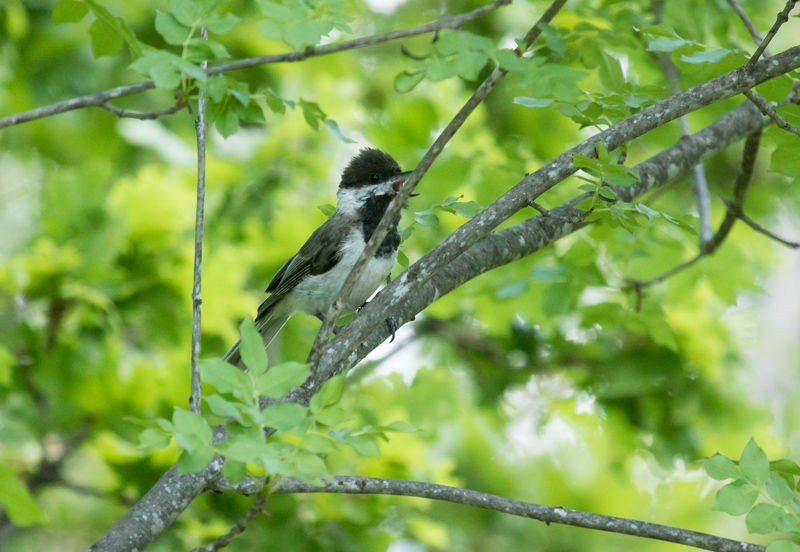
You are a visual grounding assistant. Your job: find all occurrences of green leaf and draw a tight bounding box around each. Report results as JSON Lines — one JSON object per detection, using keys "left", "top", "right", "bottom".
{"left": 203, "top": 12, "right": 240, "bottom": 34}
{"left": 598, "top": 53, "right": 624, "bottom": 92}
{"left": 178, "top": 60, "right": 207, "bottom": 82}
{"left": 255, "top": 361, "right": 310, "bottom": 398}
{"left": 703, "top": 453, "right": 741, "bottom": 480}
{"left": 150, "top": 62, "right": 181, "bottom": 90}
{"left": 385, "top": 421, "right": 417, "bottom": 433}
{"left": 221, "top": 459, "right": 248, "bottom": 485}
{"left": 301, "top": 433, "right": 339, "bottom": 454}
{"left": 317, "top": 406, "right": 352, "bottom": 427}
{"left": 741, "top": 438, "right": 771, "bottom": 487}
{"left": 573, "top": 153, "right": 600, "bottom": 170}
{"left": 138, "top": 428, "right": 171, "bottom": 450}
{"left": 299, "top": 99, "right": 326, "bottom": 130}
{"left": 309, "top": 374, "right": 345, "bottom": 414}
{"left": 496, "top": 280, "right": 528, "bottom": 299}
{"left": 293, "top": 450, "right": 328, "bottom": 484}
{"left": 647, "top": 36, "right": 692, "bottom": 52}
{"left": 681, "top": 49, "right": 735, "bottom": 64}
{"left": 495, "top": 48, "right": 527, "bottom": 72}
{"left": 203, "top": 394, "right": 247, "bottom": 424}
{"left": 199, "top": 358, "right": 253, "bottom": 397}
{"left": 89, "top": 18, "right": 123, "bottom": 58}
{"left": 394, "top": 70, "right": 426, "bottom": 94}
{"left": 767, "top": 541, "right": 800, "bottom": 552}
{"left": 216, "top": 108, "right": 240, "bottom": 137}
{"left": 260, "top": 403, "right": 308, "bottom": 431}
{"left": 513, "top": 97, "right": 555, "bottom": 108}
{"left": 767, "top": 472, "right": 795, "bottom": 505}
{"left": 53, "top": 0, "right": 89, "bottom": 24}
{"left": 746, "top": 502, "right": 782, "bottom": 534}
{"left": 713, "top": 480, "right": 759, "bottom": 515}
{"left": 173, "top": 407, "right": 213, "bottom": 447}
{"left": 0, "top": 466, "right": 46, "bottom": 526}
{"left": 155, "top": 10, "right": 188, "bottom": 45}
{"left": 324, "top": 119, "right": 355, "bottom": 143}
{"left": 239, "top": 315, "right": 268, "bottom": 378}
{"left": 216, "top": 432, "right": 273, "bottom": 463}
{"left": 170, "top": 0, "right": 198, "bottom": 26}
{"left": 85, "top": 0, "right": 141, "bottom": 58}
{"left": 339, "top": 433, "right": 380, "bottom": 456}
{"left": 771, "top": 459, "right": 800, "bottom": 476}
{"left": 178, "top": 445, "right": 215, "bottom": 474}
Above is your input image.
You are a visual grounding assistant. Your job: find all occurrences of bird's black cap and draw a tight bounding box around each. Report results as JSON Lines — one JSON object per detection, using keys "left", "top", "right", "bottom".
{"left": 340, "top": 148, "right": 404, "bottom": 189}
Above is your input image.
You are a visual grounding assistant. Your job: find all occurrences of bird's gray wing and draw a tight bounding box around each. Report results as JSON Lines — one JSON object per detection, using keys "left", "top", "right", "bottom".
{"left": 255, "top": 217, "right": 347, "bottom": 323}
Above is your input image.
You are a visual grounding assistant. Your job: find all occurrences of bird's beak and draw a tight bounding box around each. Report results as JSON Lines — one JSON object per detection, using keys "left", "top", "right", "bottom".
{"left": 392, "top": 170, "right": 420, "bottom": 196}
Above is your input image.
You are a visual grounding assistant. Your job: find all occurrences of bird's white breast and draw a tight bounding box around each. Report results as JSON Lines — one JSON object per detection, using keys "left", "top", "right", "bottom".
{"left": 290, "top": 228, "right": 397, "bottom": 317}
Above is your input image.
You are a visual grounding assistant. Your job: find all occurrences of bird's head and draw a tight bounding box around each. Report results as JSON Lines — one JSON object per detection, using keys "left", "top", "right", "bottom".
{"left": 336, "top": 148, "right": 418, "bottom": 215}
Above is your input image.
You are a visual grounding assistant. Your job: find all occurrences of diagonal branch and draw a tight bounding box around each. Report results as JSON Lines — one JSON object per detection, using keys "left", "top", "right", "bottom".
{"left": 305, "top": 47, "right": 800, "bottom": 396}
{"left": 746, "top": 0, "right": 798, "bottom": 68}
{"left": 725, "top": 0, "right": 770, "bottom": 55}
{"left": 0, "top": 0, "right": 510, "bottom": 130}
{"left": 212, "top": 475, "right": 764, "bottom": 552}
{"left": 720, "top": 197, "right": 800, "bottom": 249}
{"left": 190, "top": 493, "right": 266, "bottom": 552}
{"left": 744, "top": 89, "right": 800, "bottom": 137}
{"left": 307, "top": 0, "right": 570, "bottom": 364}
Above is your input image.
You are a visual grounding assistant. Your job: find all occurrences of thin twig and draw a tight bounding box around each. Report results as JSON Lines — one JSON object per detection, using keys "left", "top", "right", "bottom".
{"left": 720, "top": 198, "right": 800, "bottom": 248}
{"left": 747, "top": 0, "right": 798, "bottom": 68}
{"left": 212, "top": 475, "right": 764, "bottom": 552}
{"left": 190, "top": 493, "right": 266, "bottom": 552}
{"left": 531, "top": 201, "right": 585, "bottom": 223}
{"left": 190, "top": 27, "right": 209, "bottom": 415}
{"left": 629, "top": 129, "right": 762, "bottom": 290}
{"left": 0, "top": 0, "right": 510, "bottom": 130}
{"left": 99, "top": 99, "right": 186, "bottom": 120}
{"left": 744, "top": 89, "right": 800, "bottom": 137}
{"left": 307, "top": 0, "right": 569, "bottom": 365}
{"left": 725, "top": 0, "right": 770, "bottom": 55}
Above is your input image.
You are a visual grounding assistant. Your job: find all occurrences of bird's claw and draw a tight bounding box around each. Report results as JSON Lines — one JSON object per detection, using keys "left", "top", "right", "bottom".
{"left": 385, "top": 314, "right": 398, "bottom": 343}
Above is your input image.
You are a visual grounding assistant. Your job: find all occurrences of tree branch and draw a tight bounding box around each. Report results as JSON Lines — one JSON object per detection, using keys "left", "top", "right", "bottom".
{"left": 746, "top": 0, "right": 798, "bottom": 68}
{"left": 725, "top": 0, "right": 770, "bottom": 55}
{"left": 307, "top": 0, "right": 569, "bottom": 365}
{"left": 0, "top": 0, "right": 510, "bottom": 130}
{"left": 720, "top": 198, "right": 800, "bottom": 249}
{"left": 744, "top": 89, "right": 800, "bottom": 137}
{"left": 211, "top": 475, "right": 764, "bottom": 552}
{"left": 99, "top": 99, "right": 187, "bottom": 120}
{"left": 190, "top": 493, "right": 266, "bottom": 552}
{"left": 190, "top": 27, "right": 209, "bottom": 415}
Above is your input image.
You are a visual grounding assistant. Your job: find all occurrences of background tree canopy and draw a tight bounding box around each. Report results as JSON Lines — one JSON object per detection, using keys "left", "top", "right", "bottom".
{"left": 1, "top": 0, "right": 800, "bottom": 551}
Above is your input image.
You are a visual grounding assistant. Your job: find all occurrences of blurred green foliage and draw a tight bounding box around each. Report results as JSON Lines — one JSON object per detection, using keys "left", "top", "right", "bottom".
{"left": 0, "top": 0, "right": 799, "bottom": 550}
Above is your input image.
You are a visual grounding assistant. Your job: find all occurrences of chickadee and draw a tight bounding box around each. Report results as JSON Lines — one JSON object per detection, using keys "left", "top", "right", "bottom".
{"left": 224, "top": 148, "right": 416, "bottom": 367}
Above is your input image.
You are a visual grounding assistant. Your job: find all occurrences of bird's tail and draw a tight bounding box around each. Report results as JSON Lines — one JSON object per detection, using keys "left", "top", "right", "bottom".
{"left": 223, "top": 314, "right": 291, "bottom": 368}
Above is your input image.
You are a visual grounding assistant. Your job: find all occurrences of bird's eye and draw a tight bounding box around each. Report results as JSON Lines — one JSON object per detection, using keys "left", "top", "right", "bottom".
{"left": 369, "top": 174, "right": 381, "bottom": 183}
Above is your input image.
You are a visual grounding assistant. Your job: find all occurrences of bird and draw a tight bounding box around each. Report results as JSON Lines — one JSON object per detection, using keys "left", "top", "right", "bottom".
{"left": 224, "top": 148, "right": 416, "bottom": 367}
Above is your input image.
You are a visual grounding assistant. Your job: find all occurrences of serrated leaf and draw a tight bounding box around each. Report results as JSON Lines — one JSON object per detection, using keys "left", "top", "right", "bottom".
{"left": 173, "top": 407, "right": 213, "bottom": 443}
{"left": 741, "top": 438, "right": 771, "bottom": 487}
{"left": 260, "top": 403, "right": 308, "bottom": 431}
{"left": 200, "top": 357, "right": 253, "bottom": 397}
{"left": 239, "top": 315, "right": 268, "bottom": 378}
{"left": 255, "top": 361, "right": 310, "bottom": 398}
{"left": 713, "top": 480, "right": 759, "bottom": 515}
{"left": 309, "top": 374, "right": 345, "bottom": 414}
{"left": 53, "top": 0, "right": 89, "bottom": 24}
{"left": 155, "top": 10, "right": 188, "bottom": 45}
{"left": 746, "top": 502, "right": 782, "bottom": 534}
{"left": 178, "top": 445, "right": 215, "bottom": 474}
{"left": 703, "top": 453, "right": 741, "bottom": 480}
